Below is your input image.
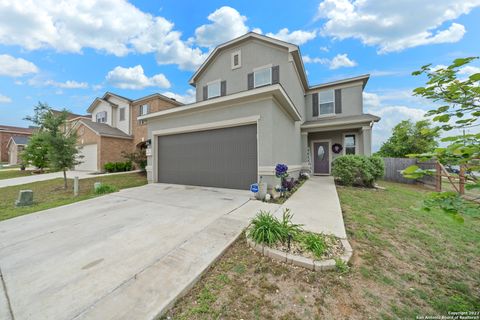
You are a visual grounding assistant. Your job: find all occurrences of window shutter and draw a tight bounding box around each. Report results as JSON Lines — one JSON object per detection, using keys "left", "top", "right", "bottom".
{"left": 138, "top": 105, "right": 142, "bottom": 116}
{"left": 247, "top": 73, "right": 254, "bottom": 90}
{"left": 312, "top": 93, "right": 319, "bottom": 117}
{"left": 203, "top": 86, "right": 208, "bottom": 100}
{"left": 221, "top": 80, "right": 227, "bottom": 96}
{"left": 272, "top": 65, "right": 280, "bottom": 84}
{"left": 335, "top": 89, "right": 342, "bottom": 114}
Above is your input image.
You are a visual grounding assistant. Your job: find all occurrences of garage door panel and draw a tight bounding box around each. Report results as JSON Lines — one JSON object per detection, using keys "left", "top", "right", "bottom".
{"left": 157, "top": 124, "right": 257, "bottom": 190}
{"left": 75, "top": 144, "right": 97, "bottom": 171}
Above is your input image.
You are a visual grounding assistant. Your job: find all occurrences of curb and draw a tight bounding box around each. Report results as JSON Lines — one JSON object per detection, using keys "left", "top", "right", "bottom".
{"left": 246, "top": 236, "right": 353, "bottom": 272}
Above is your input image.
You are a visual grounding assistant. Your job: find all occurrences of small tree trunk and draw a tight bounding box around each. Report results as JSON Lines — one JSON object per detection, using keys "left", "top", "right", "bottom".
{"left": 63, "top": 169, "right": 67, "bottom": 189}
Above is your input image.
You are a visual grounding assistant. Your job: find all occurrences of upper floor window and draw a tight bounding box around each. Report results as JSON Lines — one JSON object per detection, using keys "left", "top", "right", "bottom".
{"left": 139, "top": 104, "right": 149, "bottom": 116}
{"left": 231, "top": 50, "right": 241, "bottom": 69}
{"left": 344, "top": 134, "right": 356, "bottom": 155}
{"left": 207, "top": 80, "right": 221, "bottom": 99}
{"left": 319, "top": 90, "right": 335, "bottom": 115}
{"left": 96, "top": 111, "right": 107, "bottom": 123}
{"left": 254, "top": 65, "right": 272, "bottom": 88}
{"left": 119, "top": 108, "right": 125, "bottom": 121}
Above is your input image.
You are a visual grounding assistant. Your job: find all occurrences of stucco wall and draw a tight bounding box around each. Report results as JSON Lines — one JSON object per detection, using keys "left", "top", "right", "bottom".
{"left": 308, "top": 129, "right": 364, "bottom": 163}
{"left": 195, "top": 40, "right": 306, "bottom": 119}
{"left": 305, "top": 84, "right": 364, "bottom": 122}
{"left": 91, "top": 100, "right": 113, "bottom": 126}
{"left": 146, "top": 97, "right": 303, "bottom": 183}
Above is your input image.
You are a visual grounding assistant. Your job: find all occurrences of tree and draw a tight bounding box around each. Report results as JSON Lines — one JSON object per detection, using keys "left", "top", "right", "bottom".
{"left": 21, "top": 133, "right": 49, "bottom": 171}
{"left": 377, "top": 119, "right": 439, "bottom": 157}
{"left": 24, "top": 102, "right": 80, "bottom": 189}
{"left": 403, "top": 57, "right": 480, "bottom": 218}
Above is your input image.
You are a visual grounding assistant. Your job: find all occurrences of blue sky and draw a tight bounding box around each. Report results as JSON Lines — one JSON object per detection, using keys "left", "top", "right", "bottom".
{"left": 0, "top": 0, "right": 479, "bottom": 150}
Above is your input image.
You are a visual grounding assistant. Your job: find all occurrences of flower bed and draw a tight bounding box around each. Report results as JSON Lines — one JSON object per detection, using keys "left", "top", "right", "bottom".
{"left": 246, "top": 210, "right": 352, "bottom": 272}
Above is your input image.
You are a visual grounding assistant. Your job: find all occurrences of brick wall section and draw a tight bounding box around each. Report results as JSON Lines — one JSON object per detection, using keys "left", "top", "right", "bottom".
{"left": 98, "top": 136, "right": 133, "bottom": 170}
{"left": 0, "top": 132, "right": 32, "bottom": 162}
{"left": 131, "top": 96, "right": 181, "bottom": 147}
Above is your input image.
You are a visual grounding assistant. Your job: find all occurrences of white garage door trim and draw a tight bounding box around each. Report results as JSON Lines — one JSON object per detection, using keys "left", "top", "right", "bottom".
{"left": 75, "top": 144, "right": 98, "bottom": 172}
{"left": 152, "top": 115, "right": 260, "bottom": 185}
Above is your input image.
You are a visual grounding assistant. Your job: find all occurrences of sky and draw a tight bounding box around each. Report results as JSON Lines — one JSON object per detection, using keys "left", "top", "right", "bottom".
{"left": 0, "top": 0, "right": 479, "bottom": 151}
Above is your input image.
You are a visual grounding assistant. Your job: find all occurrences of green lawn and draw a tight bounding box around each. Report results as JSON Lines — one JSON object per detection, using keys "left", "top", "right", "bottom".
{"left": 162, "top": 181, "right": 480, "bottom": 320}
{"left": 0, "top": 172, "right": 147, "bottom": 221}
{"left": 0, "top": 169, "right": 40, "bottom": 180}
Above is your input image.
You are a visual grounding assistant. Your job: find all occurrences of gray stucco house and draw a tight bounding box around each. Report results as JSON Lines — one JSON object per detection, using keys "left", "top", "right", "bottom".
{"left": 140, "top": 32, "right": 380, "bottom": 190}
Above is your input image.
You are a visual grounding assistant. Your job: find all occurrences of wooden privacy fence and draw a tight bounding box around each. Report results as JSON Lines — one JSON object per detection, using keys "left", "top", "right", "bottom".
{"left": 383, "top": 157, "right": 479, "bottom": 201}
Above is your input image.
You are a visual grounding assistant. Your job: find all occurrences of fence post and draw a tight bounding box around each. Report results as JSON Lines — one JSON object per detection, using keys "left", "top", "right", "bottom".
{"left": 435, "top": 162, "right": 442, "bottom": 192}
{"left": 459, "top": 165, "right": 465, "bottom": 195}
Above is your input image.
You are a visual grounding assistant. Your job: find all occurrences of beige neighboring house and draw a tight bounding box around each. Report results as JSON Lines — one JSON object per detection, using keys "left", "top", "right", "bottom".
{"left": 72, "top": 92, "right": 182, "bottom": 172}
{"left": 7, "top": 136, "right": 29, "bottom": 165}
{"left": 0, "top": 125, "right": 34, "bottom": 163}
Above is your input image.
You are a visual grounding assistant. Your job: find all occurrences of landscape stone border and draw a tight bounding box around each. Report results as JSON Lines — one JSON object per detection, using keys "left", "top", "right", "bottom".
{"left": 246, "top": 236, "right": 353, "bottom": 272}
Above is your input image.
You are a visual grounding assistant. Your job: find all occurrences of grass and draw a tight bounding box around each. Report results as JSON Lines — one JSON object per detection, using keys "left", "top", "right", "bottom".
{"left": 0, "top": 172, "right": 147, "bottom": 221}
{"left": 162, "top": 181, "right": 480, "bottom": 319}
{"left": 0, "top": 169, "right": 44, "bottom": 180}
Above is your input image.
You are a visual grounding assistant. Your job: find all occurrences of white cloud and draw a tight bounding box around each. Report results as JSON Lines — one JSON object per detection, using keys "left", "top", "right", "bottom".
{"left": 45, "top": 80, "right": 88, "bottom": 89}
{"left": 303, "top": 53, "right": 357, "bottom": 69}
{"left": 458, "top": 65, "right": 480, "bottom": 76}
{"left": 0, "top": 54, "right": 38, "bottom": 77}
{"left": 266, "top": 28, "right": 317, "bottom": 45}
{"left": 329, "top": 53, "right": 357, "bottom": 69}
{"left": 194, "top": 6, "right": 249, "bottom": 48}
{"left": 363, "top": 92, "right": 381, "bottom": 108}
{"left": 106, "top": 65, "right": 171, "bottom": 90}
{"left": 0, "top": 93, "right": 12, "bottom": 103}
{"left": 316, "top": 0, "right": 479, "bottom": 53}
{"left": 161, "top": 89, "right": 196, "bottom": 104}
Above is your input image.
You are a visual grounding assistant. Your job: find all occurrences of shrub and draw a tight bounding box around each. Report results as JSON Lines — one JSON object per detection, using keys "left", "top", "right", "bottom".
{"left": 300, "top": 233, "right": 327, "bottom": 258}
{"left": 332, "top": 155, "right": 384, "bottom": 187}
{"left": 94, "top": 183, "right": 118, "bottom": 194}
{"left": 104, "top": 161, "right": 133, "bottom": 173}
{"left": 122, "top": 150, "right": 147, "bottom": 170}
{"left": 248, "top": 211, "right": 284, "bottom": 245}
{"left": 104, "top": 162, "right": 115, "bottom": 173}
{"left": 278, "top": 209, "right": 303, "bottom": 240}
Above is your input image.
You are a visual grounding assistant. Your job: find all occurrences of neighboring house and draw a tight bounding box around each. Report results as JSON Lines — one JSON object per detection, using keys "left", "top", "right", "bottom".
{"left": 0, "top": 125, "right": 34, "bottom": 163}
{"left": 7, "top": 136, "right": 29, "bottom": 165}
{"left": 140, "top": 32, "right": 380, "bottom": 190}
{"left": 72, "top": 92, "right": 182, "bottom": 171}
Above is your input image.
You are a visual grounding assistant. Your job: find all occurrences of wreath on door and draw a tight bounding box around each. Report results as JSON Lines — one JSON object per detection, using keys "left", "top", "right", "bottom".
{"left": 332, "top": 143, "right": 343, "bottom": 154}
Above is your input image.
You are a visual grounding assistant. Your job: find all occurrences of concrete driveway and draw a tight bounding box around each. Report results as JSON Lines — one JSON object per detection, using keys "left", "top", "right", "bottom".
{"left": 0, "top": 183, "right": 278, "bottom": 320}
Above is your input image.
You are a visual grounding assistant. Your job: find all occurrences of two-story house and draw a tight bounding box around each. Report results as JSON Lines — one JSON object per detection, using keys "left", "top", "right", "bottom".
{"left": 72, "top": 92, "right": 182, "bottom": 171}
{"left": 139, "top": 32, "right": 380, "bottom": 190}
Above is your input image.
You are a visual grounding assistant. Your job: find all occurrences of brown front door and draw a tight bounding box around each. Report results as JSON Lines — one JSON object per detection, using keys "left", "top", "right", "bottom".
{"left": 313, "top": 141, "right": 330, "bottom": 174}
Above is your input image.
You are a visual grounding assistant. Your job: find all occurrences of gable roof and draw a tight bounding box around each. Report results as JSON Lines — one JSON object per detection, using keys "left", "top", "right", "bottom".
{"left": 189, "top": 32, "right": 309, "bottom": 90}
{"left": 0, "top": 125, "right": 34, "bottom": 134}
{"left": 78, "top": 119, "right": 133, "bottom": 140}
{"left": 8, "top": 136, "right": 30, "bottom": 146}
{"left": 309, "top": 74, "right": 370, "bottom": 91}
{"left": 132, "top": 93, "right": 184, "bottom": 106}
{"left": 50, "top": 109, "right": 90, "bottom": 121}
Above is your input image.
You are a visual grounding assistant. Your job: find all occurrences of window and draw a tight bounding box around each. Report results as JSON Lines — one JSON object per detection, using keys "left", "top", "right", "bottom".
{"left": 207, "top": 80, "right": 221, "bottom": 98}
{"left": 96, "top": 111, "right": 107, "bottom": 123}
{"left": 254, "top": 66, "right": 272, "bottom": 88}
{"left": 344, "top": 134, "right": 356, "bottom": 155}
{"left": 119, "top": 108, "right": 125, "bottom": 121}
{"left": 140, "top": 104, "right": 149, "bottom": 116}
{"left": 319, "top": 90, "right": 335, "bottom": 115}
{"left": 231, "top": 50, "right": 241, "bottom": 69}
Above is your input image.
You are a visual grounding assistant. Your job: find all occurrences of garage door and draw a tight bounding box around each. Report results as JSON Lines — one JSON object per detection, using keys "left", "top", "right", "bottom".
{"left": 75, "top": 144, "right": 98, "bottom": 171}
{"left": 157, "top": 124, "right": 257, "bottom": 190}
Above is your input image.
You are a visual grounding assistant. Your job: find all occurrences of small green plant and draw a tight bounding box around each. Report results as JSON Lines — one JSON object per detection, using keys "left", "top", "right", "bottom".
{"left": 334, "top": 258, "right": 350, "bottom": 274}
{"left": 247, "top": 211, "right": 284, "bottom": 245}
{"left": 300, "top": 233, "right": 327, "bottom": 258}
{"left": 94, "top": 183, "right": 118, "bottom": 194}
{"left": 279, "top": 208, "right": 303, "bottom": 240}
{"left": 332, "top": 155, "right": 384, "bottom": 187}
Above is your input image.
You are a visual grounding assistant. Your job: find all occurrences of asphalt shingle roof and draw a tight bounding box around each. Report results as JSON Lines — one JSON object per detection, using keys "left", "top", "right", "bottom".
{"left": 80, "top": 119, "right": 132, "bottom": 139}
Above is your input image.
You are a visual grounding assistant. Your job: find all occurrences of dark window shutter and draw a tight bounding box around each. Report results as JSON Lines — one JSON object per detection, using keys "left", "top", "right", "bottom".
{"left": 247, "top": 73, "right": 254, "bottom": 90}
{"left": 312, "top": 93, "right": 319, "bottom": 117}
{"left": 335, "top": 89, "right": 342, "bottom": 114}
{"left": 221, "top": 80, "right": 227, "bottom": 96}
{"left": 146, "top": 104, "right": 150, "bottom": 114}
{"left": 138, "top": 105, "right": 141, "bottom": 116}
{"left": 203, "top": 86, "right": 208, "bottom": 100}
{"left": 272, "top": 65, "right": 280, "bottom": 84}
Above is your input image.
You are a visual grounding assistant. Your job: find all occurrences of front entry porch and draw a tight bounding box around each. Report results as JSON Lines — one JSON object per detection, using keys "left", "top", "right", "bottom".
{"left": 301, "top": 118, "right": 375, "bottom": 175}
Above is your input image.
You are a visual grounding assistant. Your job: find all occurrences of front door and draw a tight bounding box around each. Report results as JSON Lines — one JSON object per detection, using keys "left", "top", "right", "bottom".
{"left": 313, "top": 141, "right": 330, "bottom": 174}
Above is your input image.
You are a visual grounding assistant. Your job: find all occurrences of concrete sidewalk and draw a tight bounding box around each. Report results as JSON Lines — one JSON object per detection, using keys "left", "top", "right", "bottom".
{"left": 278, "top": 176, "right": 347, "bottom": 238}
{"left": 0, "top": 170, "right": 141, "bottom": 188}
